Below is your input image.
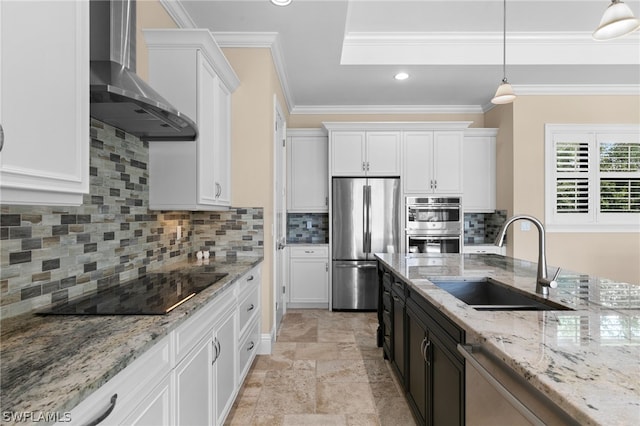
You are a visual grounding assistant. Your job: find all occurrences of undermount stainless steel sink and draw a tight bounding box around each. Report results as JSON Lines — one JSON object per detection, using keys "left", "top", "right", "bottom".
{"left": 429, "top": 278, "right": 573, "bottom": 311}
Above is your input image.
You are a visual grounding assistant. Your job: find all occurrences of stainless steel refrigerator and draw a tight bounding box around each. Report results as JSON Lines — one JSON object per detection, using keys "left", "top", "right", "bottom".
{"left": 332, "top": 177, "right": 401, "bottom": 310}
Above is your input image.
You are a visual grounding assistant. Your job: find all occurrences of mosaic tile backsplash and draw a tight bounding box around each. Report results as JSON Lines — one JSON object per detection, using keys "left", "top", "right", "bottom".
{"left": 287, "top": 213, "right": 329, "bottom": 244}
{"left": 0, "top": 120, "right": 263, "bottom": 318}
{"left": 464, "top": 210, "right": 507, "bottom": 244}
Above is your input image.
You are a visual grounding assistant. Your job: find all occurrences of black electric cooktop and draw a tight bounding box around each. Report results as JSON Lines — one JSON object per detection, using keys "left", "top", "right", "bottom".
{"left": 38, "top": 270, "right": 228, "bottom": 315}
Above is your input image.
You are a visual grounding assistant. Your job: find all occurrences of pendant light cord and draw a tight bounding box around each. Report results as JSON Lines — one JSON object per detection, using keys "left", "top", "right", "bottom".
{"left": 502, "top": 0, "right": 507, "bottom": 83}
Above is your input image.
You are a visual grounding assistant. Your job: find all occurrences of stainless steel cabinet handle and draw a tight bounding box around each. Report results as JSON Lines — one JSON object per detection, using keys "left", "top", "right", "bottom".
{"left": 212, "top": 338, "right": 221, "bottom": 365}
{"left": 423, "top": 340, "right": 431, "bottom": 365}
{"left": 247, "top": 275, "right": 254, "bottom": 281}
{"left": 247, "top": 303, "right": 255, "bottom": 312}
{"left": 0, "top": 124, "right": 4, "bottom": 152}
{"left": 84, "top": 394, "right": 117, "bottom": 426}
{"left": 247, "top": 341, "right": 255, "bottom": 351}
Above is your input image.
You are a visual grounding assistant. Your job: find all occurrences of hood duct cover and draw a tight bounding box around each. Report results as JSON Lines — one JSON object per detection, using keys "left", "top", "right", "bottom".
{"left": 90, "top": 0, "right": 197, "bottom": 141}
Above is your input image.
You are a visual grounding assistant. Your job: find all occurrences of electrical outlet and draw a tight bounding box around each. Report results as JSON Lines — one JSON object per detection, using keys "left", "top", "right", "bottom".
{"left": 177, "top": 225, "right": 182, "bottom": 240}
{"left": 307, "top": 220, "right": 313, "bottom": 229}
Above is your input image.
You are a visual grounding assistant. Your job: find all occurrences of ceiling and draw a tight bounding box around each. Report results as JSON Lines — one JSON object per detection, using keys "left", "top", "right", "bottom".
{"left": 169, "top": 0, "right": 640, "bottom": 113}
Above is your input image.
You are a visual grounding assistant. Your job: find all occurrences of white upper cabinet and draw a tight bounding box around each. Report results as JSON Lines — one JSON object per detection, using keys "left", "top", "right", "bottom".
{"left": 287, "top": 129, "right": 328, "bottom": 212}
{"left": 0, "top": 0, "right": 89, "bottom": 206}
{"left": 403, "top": 129, "right": 467, "bottom": 195}
{"left": 144, "top": 29, "right": 239, "bottom": 210}
{"left": 463, "top": 128, "right": 497, "bottom": 212}
{"left": 327, "top": 125, "right": 400, "bottom": 176}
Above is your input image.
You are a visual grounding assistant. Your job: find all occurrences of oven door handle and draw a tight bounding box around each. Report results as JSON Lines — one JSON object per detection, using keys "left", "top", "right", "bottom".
{"left": 409, "top": 236, "right": 461, "bottom": 240}
{"left": 408, "top": 205, "right": 460, "bottom": 210}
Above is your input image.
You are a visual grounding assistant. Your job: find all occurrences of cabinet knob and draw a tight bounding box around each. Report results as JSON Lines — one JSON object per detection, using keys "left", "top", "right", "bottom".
{"left": 247, "top": 341, "right": 255, "bottom": 351}
{"left": 247, "top": 303, "right": 255, "bottom": 312}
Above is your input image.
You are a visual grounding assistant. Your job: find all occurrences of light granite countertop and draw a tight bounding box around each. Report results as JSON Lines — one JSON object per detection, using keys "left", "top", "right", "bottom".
{"left": 0, "top": 256, "right": 263, "bottom": 425}
{"left": 375, "top": 253, "right": 640, "bottom": 426}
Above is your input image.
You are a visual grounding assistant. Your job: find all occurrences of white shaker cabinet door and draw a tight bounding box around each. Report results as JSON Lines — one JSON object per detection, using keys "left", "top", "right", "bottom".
{"left": 212, "top": 76, "right": 232, "bottom": 206}
{"left": 212, "top": 305, "right": 238, "bottom": 425}
{"left": 288, "top": 131, "right": 328, "bottom": 212}
{"left": 432, "top": 131, "right": 463, "bottom": 194}
{"left": 0, "top": 0, "right": 89, "bottom": 206}
{"left": 331, "top": 131, "right": 366, "bottom": 176}
{"left": 463, "top": 130, "right": 497, "bottom": 212}
{"left": 403, "top": 132, "right": 434, "bottom": 194}
{"left": 175, "top": 335, "right": 213, "bottom": 426}
{"left": 197, "top": 53, "right": 219, "bottom": 206}
{"left": 366, "top": 132, "right": 401, "bottom": 176}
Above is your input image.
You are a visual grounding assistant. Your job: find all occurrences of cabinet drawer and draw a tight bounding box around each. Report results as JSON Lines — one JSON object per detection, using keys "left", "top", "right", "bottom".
{"left": 238, "top": 318, "right": 260, "bottom": 381}
{"left": 238, "top": 265, "right": 261, "bottom": 295}
{"left": 239, "top": 284, "right": 259, "bottom": 334}
{"left": 289, "top": 245, "right": 328, "bottom": 258}
{"left": 61, "top": 334, "right": 172, "bottom": 426}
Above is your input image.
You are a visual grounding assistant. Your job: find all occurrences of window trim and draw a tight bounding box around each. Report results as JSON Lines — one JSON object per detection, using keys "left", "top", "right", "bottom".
{"left": 544, "top": 124, "right": 640, "bottom": 233}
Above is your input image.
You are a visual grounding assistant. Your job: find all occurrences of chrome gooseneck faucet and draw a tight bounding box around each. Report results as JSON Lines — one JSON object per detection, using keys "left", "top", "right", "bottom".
{"left": 494, "top": 215, "right": 560, "bottom": 296}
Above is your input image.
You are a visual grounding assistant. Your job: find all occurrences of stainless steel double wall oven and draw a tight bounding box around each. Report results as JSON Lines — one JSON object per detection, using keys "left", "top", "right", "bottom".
{"left": 405, "top": 196, "right": 462, "bottom": 253}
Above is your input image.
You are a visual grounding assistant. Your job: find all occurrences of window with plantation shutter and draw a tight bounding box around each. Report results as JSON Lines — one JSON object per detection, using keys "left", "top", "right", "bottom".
{"left": 545, "top": 125, "right": 640, "bottom": 232}
{"left": 556, "top": 142, "right": 590, "bottom": 214}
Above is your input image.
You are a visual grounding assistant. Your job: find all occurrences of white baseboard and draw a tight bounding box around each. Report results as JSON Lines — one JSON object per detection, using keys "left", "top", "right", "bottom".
{"left": 258, "top": 329, "right": 275, "bottom": 355}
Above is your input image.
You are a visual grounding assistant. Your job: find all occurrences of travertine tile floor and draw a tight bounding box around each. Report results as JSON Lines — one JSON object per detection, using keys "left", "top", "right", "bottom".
{"left": 225, "top": 309, "right": 416, "bottom": 426}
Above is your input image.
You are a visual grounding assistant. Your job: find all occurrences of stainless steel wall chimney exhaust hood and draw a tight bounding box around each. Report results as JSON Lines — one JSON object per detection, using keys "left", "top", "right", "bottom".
{"left": 90, "top": 0, "right": 197, "bottom": 141}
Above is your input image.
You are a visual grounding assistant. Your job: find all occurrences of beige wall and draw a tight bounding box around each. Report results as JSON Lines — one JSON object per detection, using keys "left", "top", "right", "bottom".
{"left": 222, "top": 47, "right": 290, "bottom": 335}
{"left": 489, "top": 96, "right": 640, "bottom": 284}
{"left": 136, "top": 0, "right": 178, "bottom": 81}
{"left": 288, "top": 113, "right": 484, "bottom": 129}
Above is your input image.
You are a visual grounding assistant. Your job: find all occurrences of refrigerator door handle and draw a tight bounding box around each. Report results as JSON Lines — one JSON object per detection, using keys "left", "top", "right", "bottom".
{"left": 365, "top": 185, "right": 372, "bottom": 253}
{"left": 362, "top": 185, "right": 367, "bottom": 254}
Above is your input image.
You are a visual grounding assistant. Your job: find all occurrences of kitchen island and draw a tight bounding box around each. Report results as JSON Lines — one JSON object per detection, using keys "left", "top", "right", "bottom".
{"left": 376, "top": 253, "right": 639, "bottom": 426}
{"left": 0, "top": 256, "right": 263, "bottom": 425}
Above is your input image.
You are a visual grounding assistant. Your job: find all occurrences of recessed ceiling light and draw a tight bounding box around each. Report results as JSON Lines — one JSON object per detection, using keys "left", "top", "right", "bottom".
{"left": 270, "top": 0, "right": 292, "bottom": 6}
{"left": 394, "top": 72, "right": 409, "bottom": 81}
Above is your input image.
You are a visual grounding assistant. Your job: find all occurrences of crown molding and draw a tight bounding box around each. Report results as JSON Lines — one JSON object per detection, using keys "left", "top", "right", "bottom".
{"left": 291, "top": 104, "right": 486, "bottom": 115}
{"left": 213, "top": 32, "right": 294, "bottom": 114}
{"left": 159, "top": 0, "right": 196, "bottom": 29}
{"left": 341, "top": 31, "right": 640, "bottom": 65}
{"left": 322, "top": 121, "right": 474, "bottom": 131}
{"left": 514, "top": 84, "right": 640, "bottom": 95}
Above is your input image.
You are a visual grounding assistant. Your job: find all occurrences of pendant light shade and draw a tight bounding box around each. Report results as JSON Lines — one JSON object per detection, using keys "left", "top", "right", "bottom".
{"left": 593, "top": 1, "right": 640, "bottom": 40}
{"left": 491, "top": 0, "right": 515, "bottom": 105}
{"left": 492, "top": 79, "right": 517, "bottom": 104}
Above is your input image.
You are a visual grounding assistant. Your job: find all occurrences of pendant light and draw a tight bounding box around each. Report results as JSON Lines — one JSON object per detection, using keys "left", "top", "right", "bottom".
{"left": 593, "top": 0, "right": 640, "bottom": 40}
{"left": 491, "top": 0, "right": 516, "bottom": 105}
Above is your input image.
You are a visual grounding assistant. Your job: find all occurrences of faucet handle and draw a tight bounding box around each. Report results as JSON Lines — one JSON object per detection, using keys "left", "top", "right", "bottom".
{"left": 549, "top": 267, "right": 561, "bottom": 288}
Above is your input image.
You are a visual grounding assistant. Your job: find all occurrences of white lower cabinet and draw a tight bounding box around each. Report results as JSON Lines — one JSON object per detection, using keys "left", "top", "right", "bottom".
{"left": 58, "top": 263, "right": 262, "bottom": 426}
{"left": 175, "top": 333, "right": 213, "bottom": 425}
{"left": 288, "top": 245, "right": 329, "bottom": 308}
{"left": 212, "top": 303, "right": 238, "bottom": 425}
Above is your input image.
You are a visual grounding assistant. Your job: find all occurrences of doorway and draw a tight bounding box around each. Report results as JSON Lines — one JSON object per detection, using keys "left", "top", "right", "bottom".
{"left": 273, "top": 96, "right": 287, "bottom": 335}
